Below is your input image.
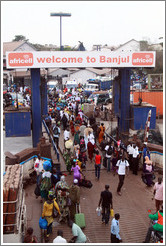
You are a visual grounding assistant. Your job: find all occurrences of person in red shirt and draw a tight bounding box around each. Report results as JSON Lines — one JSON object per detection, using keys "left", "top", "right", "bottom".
{"left": 95, "top": 150, "right": 101, "bottom": 180}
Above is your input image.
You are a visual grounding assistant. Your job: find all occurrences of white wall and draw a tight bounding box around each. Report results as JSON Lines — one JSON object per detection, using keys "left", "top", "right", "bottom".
{"left": 69, "top": 69, "right": 97, "bottom": 85}
{"left": 115, "top": 40, "right": 140, "bottom": 52}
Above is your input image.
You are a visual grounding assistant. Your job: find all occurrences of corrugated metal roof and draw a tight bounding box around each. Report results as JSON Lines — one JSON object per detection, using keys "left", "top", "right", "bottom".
{"left": 86, "top": 68, "right": 112, "bottom": 75}
{"left": 10, "top": 69, "right": 46, "bottom": 77}
{"left": 3, "top": 41, "right": 25, "bottom": 56}
{"left": 3, "top": 41, "right": 37, "bottom": 56}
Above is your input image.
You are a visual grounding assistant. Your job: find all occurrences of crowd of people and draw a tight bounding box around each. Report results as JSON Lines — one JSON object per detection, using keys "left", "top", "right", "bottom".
{"left": 23, "top": 85, "right": 163, "bottom": 243}
{"left": 33, "top": 154, "right": 83, "bottom": 243}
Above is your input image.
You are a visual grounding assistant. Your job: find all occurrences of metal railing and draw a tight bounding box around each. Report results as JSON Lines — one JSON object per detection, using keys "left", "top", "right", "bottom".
{"left": 42, "top": 119, "right": 60, "bottom": 161}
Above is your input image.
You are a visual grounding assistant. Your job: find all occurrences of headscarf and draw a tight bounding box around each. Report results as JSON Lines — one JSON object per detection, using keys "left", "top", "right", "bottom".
{"left": 145, "top": 156, "right": 152, "bottom": 164}
{"left": 145, "top": 156, "right": 152, "bottom": 172}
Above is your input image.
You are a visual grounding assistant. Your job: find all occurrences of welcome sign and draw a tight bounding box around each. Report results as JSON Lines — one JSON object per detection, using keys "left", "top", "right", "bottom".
{"left": 6, "top": 51, "right": 156, "bottom": 69}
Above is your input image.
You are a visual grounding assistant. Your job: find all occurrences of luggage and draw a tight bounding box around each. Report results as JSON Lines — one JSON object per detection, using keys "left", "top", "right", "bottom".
{"left": 75, "top": 204, "right": 86, "bottom": 229}
{"left": 39, "top": 217, "right": 48, "bottom": 229}
{"left": 34, "top": 185, "right": 41, "bottom": 196}
{"left": 79, "top": 178, "right": 93, "bottom": 188}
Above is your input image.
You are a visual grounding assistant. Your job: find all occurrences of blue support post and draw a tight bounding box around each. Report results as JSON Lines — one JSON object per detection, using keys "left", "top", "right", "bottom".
{"left": 41, "top": 77, "right": 48, "bottom": 116}
{"left": 119, "top": 68, "right": 131, "bottom": 136}
{"left": 113, "top": 78, "right": 120, "bottom": 116}
{"left": 30, "top": 68, "right": 42, "bottom": 147}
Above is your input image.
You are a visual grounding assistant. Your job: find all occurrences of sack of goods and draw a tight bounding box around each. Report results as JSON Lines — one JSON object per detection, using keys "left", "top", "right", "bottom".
{"left": 39, "top": 217, "right": 48, "bottom": 229}
{"left": 43, "top": 160, "right": 52, "bottom": 171}
{"left": 96, "top": 207, "right": 102, "bottom": 216}
{"left": 65, "top": 139, "right": 73, "bottom": 149}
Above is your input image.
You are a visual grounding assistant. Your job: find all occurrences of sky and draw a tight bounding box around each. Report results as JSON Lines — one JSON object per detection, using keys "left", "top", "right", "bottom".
{"left": 1, "top": 1, "right": 165, "bottom": 51}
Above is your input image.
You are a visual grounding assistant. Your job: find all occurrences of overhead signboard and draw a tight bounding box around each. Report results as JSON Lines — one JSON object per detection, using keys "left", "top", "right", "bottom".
{"left": 6, "top": 51, "right": 156, "bottom": 69}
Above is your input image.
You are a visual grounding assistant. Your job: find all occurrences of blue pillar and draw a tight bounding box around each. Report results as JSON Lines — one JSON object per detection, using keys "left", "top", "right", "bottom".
{"left": 41, "top": 77, "right": 48, "bottom": 116}
{"left": 119, "top": 68, "right": 131, "bottom": 135}
{"left": 30, "top": 68, "right": 42, "bottom": 147}
{"left": 113, "top": 78, "right": 120, "bottom": 116}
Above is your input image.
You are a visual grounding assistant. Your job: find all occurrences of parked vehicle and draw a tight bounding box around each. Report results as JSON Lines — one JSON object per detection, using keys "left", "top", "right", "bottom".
{"left": 84, "top": 83, "right": 99, "bottom": 97}
{"left": 88, "top": 91, "right": 111, "bottom": 105}
{"left": 65, "top": 80, "right": 78, "bottom": 90}
{"left": 84, "top": 78, "right": 113, "bottom": 96}
{"left": 47, "top": 80, "right": 59, "bottom": 91}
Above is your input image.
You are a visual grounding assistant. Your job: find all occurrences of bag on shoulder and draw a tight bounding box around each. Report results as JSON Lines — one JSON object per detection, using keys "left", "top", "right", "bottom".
{"left": 40, "top": 177, "right": 52, "bottom": 191}
{"left": 53, "top": 205, "right": 58, "bottom": 218}
{"left": 53, "top": 126, "right": 59, "bottom": 135}
{"left": 67, "top": 197, "right": 72, "bottom": 206}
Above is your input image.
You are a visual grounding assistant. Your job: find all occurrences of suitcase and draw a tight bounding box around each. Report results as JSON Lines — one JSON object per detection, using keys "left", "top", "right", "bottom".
{"left": 79, "top": 178, "right": 93, "bottom": 188}
{"left": 75, "top": 204, "right": 86, "bottom": 228}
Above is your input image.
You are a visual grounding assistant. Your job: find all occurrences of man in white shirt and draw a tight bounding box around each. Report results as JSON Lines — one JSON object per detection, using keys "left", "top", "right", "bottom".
{"left": 116, "top": 155, "right": 129, "bottom": 196}
{"left": 53, "top": 230, "right": 67, "bottom": 243}
{"left": 127, "top": 142, "right": 134, "bottom": 171}
{"left": 132, "top": 144, "right": 140, "bottom": 175}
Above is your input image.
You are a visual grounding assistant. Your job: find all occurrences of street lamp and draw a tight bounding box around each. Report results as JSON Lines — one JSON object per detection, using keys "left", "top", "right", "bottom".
{"left": 50, "top": 12, "right": 71, "bottom": 51}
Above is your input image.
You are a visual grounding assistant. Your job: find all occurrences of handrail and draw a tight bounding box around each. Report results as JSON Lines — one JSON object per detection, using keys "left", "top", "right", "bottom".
{"left": 19, "top": 155, "right": 51, "bottom": 165}
{"left": 82, "top": 114, "right": 89, "bottom": 124}
{"left": 139, "top": 151, "right": 163, "bottom": 156}
{"left": 42, "top": 119, "right": 60, "bottom": 161}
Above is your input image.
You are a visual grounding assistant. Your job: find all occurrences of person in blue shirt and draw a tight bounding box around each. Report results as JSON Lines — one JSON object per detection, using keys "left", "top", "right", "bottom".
{"left": 111, "top": 213, "right": 122, "bottom": 243}
{"left": 143, "top": 143, "right": 150, "bottom": 163}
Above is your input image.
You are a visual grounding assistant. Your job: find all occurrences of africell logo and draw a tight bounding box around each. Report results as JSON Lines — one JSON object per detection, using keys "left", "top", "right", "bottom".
{"left": 132, "top": 53, "right": 154, "bottom": 66}
{"left": 8, "top": 53, "right": 33, "bottom": 67}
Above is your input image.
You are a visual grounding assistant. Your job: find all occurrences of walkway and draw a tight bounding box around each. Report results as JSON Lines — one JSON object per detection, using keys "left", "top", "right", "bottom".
{"left": 42, "top": 127, "right": 157, "bottom": 243}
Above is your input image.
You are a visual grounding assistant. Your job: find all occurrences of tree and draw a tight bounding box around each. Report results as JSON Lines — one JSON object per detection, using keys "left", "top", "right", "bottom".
{"left": 12, "top": 35, "right": 29, "bottom": 42}
{"left": 140, "top": 40, "right": 149, "bottom": 51}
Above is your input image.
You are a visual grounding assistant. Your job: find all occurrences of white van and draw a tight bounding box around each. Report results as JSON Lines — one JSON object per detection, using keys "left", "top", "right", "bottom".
{"left": 47, "top": 80, "right": 58, "bottom": 91}
{"left": 65, "top": 80, "right": 78, "bottom": 90}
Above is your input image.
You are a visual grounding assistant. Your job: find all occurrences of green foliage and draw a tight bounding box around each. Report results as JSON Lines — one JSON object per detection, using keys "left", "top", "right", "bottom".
{"left": 12, "top": 35, "right": 28, "bottom": 42}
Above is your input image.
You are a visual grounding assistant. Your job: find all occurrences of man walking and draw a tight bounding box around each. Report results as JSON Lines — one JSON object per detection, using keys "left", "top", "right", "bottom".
{"left": 98, "top": 185, "right": 113, "bottom": 225}
{"left": 132, "top": 144, "right": 140, "bottom": 175}
{"left": 105, "top": 142, "right": 113, "bottom": 172}
{"left": 53, "top": 122, "right": 61, "bottom": 148}
{"left": 111, "top": 213, "right": 122, "bottom": 243}
{"left": 116, "top": 154, "right": 129, "bottom": 196}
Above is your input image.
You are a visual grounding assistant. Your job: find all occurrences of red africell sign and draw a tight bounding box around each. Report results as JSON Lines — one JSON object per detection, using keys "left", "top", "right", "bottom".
{"left": 8, "top": 52, "right": 33, "bottom": 67}
{"left": 132, "top": 53, "right": 154, "bottom": 66}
